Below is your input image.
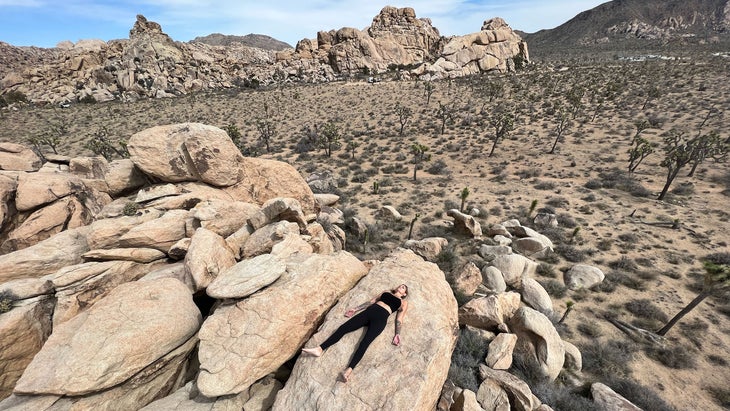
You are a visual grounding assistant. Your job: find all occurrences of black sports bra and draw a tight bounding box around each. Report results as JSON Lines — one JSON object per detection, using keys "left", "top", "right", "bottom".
{"left": 378, "top": 292, "right": 402, "bottom": 312}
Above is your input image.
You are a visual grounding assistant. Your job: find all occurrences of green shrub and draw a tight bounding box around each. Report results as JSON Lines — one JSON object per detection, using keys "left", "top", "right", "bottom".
{"left": 0, "top": 290, "right": 17, "bottom": 313}
{"left": 447, "top": 327, "right": 491, "bottom": 392}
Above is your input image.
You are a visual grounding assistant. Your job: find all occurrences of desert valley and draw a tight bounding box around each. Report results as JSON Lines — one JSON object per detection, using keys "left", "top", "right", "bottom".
{"left": 0, "top": 1, "right": 729, "bottom": 411}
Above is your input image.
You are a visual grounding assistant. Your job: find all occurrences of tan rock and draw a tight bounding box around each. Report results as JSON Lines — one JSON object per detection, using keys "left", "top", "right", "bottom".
{"left": 135, "top": 183, "right": 184, "bottom": 203}
{"left": 2, "top": 196, "right": 89, "bottom": 252}
{"left": 0, "top": 143, "right": 41, "bottom": 172}
{"left": 225, "top": 224, "right": 255, "bottom": 259}
{"left": 485, "top": 333, "right": 517, "bottom": 370}
{"left": 451, "top": 261, "right": 482, "bottom": 296}
{"left": 119, "top": 209, "right": 190, "bottom": 252}
{"left": 243, "top": 375, "right": 283, "bottom": 411}
{"left": 144, "top": 182, "right": 235, "bottom": 210}
{"left": 478, "top": 366, "right": 535, "bottom": 410}
{"left": 481, "top": 266, "right": 507, "bottom": 293}
{"left": 563, "top": 341, "right": 582, "bottom": 372}
{"left": 15, "top": 172, "right": 85, "bottom": 212}
{"left": 458, "top": 291, "right": 521, "bottom": 330}
{"left": 185, "top": 228, "right": 237, "bottom": 291}
{"left": 0, "top": 173, "right": 17, "bottom": 231}
{"left": 247, "top": 197, "right": 306, "bottom": 231}
{"left": 14, "top": 278, "right": 201, "bottom": 396}
{"left": 447, "top": 209, "right": 482, "bottom": 237}
{"left": 452, "top": 389, "right": 486, "bottom": 411}
{"left": 105, "top": 159, "right": 146, "bottom": 196}
{"left": 475, "top": 379, "right": 509, "bottom": 411}
{"left": 0, "top": 298, "right": 54, "bottom": 399}
{"left": 313, "top": 193, "right": 339, "bottom": 206}
{"left": 83, "top": 248, "right": 167, "bottom": 263}
{"left": 207, "top": 253, "right": 287, "bottom": 299}
{"left": 241, "top": 221, "right": 300, "bottom": 258}
{"left": 47, "top": 260, "right": 163, "bottom": 326}
{"left": 591, "top": 383, "right": 642, "bottom": 410}
{"left": 192, "top": 199, "right": 259, "bottom": 237}
{"left": 128, "top": 123, "right": 243, "bottom": 186}
{"left": 403, "top": 237, "right": 448, "bottom": 261}
{"left": 520, "top": 278, "right": 554, "bottom": 315}
{"left": 507, "top": 307, "right": 565, "bottom": 381}
{"left": 490, "top": 254, "right": 537, "bottom": 287}
{"left": 86, "top": 209, "right": 164, "bottom": 249}
{"left": 271, "top": 233, "right": 314, "bottom": 258}
{"left": 0, "top": 227, "right": 90, "bottom": 282}
{"left": 139, "top": 263, "right": 195, "bottom": 292}
{"left": 377, "top": 205, "right": 402, "bottom": 221}
{"left": 139, "top": 380, "right": 250, "bottom": 411}
{"left": 564, "top": 264, "right": 605, "bottom": 290}
{"left": 197, "top": 251, "right": 368, "bottom": 396}
{"left": 68, "top": 156, "right": 108, "bottom": 179}
{"left": 168, "top": 238, "right": 191, "bottom": 260}
{"left": 273, "top": 249, "right": 458, "bottom": 411}
{"left": 224, "top": 157, "right": 318, "bottom": 215}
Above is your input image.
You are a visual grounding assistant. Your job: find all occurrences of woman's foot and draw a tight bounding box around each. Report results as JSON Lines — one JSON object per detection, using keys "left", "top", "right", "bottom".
{"left": 301, "top": 346, "right": 323, "bottom": 357}
{"left": 338, "top": 367, "right": 352, "bottom": 383}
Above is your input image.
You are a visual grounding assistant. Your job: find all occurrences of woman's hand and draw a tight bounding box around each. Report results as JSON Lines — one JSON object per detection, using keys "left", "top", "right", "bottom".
{"left": 392, "top": 334, "right": 401, "bottom": 346}
{"left": 345, "top": 309, "right": 356, "bottom": 317}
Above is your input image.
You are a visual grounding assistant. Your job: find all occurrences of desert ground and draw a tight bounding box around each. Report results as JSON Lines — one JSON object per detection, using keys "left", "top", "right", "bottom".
{"left": 2, "top": 56, "right": 729, "bottom": 410}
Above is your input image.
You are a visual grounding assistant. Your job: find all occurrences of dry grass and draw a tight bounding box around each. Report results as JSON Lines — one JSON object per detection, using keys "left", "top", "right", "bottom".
{"left": 1, "top": 57, "right": 729, "bottom": 411}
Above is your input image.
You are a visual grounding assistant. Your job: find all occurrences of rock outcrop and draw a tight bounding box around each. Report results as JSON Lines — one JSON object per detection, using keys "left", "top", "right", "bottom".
{"left": 1, "top": 8, "right": 528, "bottom": 104}
{"left": 273, "top": 248, "right": 459, "bottom": 411}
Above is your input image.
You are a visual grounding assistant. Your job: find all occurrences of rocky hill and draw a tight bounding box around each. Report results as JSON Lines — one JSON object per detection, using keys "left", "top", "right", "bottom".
{"left": 191, "top": 33, "right": 292, "bottom": 51}
{"left": 0, "top": 7, "right": 528, "bottom": 105}
{"left": 524, "top": 0, "right": 730, "bottom": 57}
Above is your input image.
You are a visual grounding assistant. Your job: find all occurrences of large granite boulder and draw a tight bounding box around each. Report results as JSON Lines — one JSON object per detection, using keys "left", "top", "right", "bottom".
{"left": 273, "top": 248, "right": 459, "bottom": 411}
{"left": 458, "top": 291, "right": 521, "bottom": 330}
{"left": 0, "top": 143, "right": 42, "bottom": 172}
{"left": 14, "top": 278, "right": 201, "bottom": 395}
{"left": 196, "top": 251, "right": 368, "bottom": 396}
{"left": 507, "top": 307, "right": 565, "bottom": 381}
{"left": 127, "top": 123, "right": 244, "bottom": 187}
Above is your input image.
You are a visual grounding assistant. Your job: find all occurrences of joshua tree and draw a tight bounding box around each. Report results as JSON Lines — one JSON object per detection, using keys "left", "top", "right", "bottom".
{"left": 424, "top": 81, "right": 435, "bottom": 105}
{"left": 487, "top": 108, "right": 515, "bottom": 157}
{"left": 394, "top": 103, "right": 413, "bottom": 136}
{"left": 631, "top": 119, "right": 653, "bottom": 143}
{"left": 255, "top": 119, "right": 276, "bottom": 152}
{"left": 686, "top": 131, "right": 726, "bottom": 177}
{"left": 627, "top": 136, "right": 654, "bottom": 174}
{"left": 641, "top": 84, "right": 661, "bottom": 110}
{"left": 346, "top": 138, "right": 359, "bottom": 160}
{"left": 320, "top": 121, "right": 341, "bottom": 158}
{"left": 83, "top": 126, "right": 128, "bottom": 161}
{"left": 566, "top": 85, "right": 585, "bottom": 120}
{"left": 548, "top": 108, "right": 571, "bottom": 154}
{"left": 656, "top": 253, "right": 730, "bottom": 336}
{"left": 436, "top": 102, "right": 454, "bottom": 134}
{"left": 411, "top": 143, "right": 430, "bottom": 182}
{"left": 459, "top": 187, "right": 470, "bottom": 212}
{"left": 407, "top": 213, "right": 420, "bottom": 240}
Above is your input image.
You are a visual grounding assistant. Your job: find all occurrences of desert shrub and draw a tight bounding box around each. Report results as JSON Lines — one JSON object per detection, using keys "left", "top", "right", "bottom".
{"left": 1, "top": 90, "right": 28, "bottom": 105}
{"left": 122, "top": 202, "right": 139, "bottom": 216}
{"left": 580, "top": 339, "right": 637, "bottom": 378}
{"left": 531, "top": 383, "right": 598, "bottom": 411}
{"left": 555, "top": 244, "right": 588, "bottom": 262}
{"left": 671, "top": 182, "right": 694, "bottom": 196}
{"left": 706, "top": 386, "right": 730, "bottom": 409}
{"left": 707, "top": 354, "right": 727, "bottom": 366}
{"left": 435, "top": 248, "right": 458, "bottom": 272}
{"left": 596, "top": 238, "right": 613, "bottom": 251}
{"left": 447, "top": 327, "right": 491, "bottom": 392}
{"left": 584, "top": 179, "right": 603, "bottom": 189}
{"left": 426, "top": 159, "right": 449, "bottom": 175}
{"left": 509, "top": 354, "right": 550, "bottom": 387}
{"left": 515, "top": 167, "right": 542, "bottom": 179}
{"left": 0, "top": 290, "right": 17, "bottom": 313}
{"left": 617, "top": 232, "right": 640, "bottom": 243}
{"left": 546, "top": 197, "right": 570, "bottom": 209}
{"left": 534, "top": 180, "right": 557, "bottom": 190}
{"left": 711, "top": 170, "right": 730, "bottom": 196}
{"left": 536, "top": 262, "right": 557, "bottom": 278}
{"left": 577, "top": 322, "right": 603, "bottom": 337}
{"left": 602, "top": 377, "right": 677, "bottom": 411}
{"left": 556, "top": 213, "right": 577, "bottom": 228}
{"left": 608, "top": 256, "right": 638, "bottom": 272}
{"left": 540, "top": 279, "right": 567, "bottom": 298}
{"left": 645, "top": 345, "right": 697, "bottom": 369}
{"left": 594, "top": 168, "right": 651, "bottom": 197}
{"left": 625, "top": 299, "right": 668, "bottom": 323}
{"left": 607, "top": 270, "right": 647, "bottom": 291}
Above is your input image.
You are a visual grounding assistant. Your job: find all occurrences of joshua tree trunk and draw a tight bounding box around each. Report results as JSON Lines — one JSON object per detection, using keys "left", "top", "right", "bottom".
{"left": 658, "top": 168, "right": 681, "bottom": 200}
{"left": 656, "top": 289, "right": 711, "bottom": 336}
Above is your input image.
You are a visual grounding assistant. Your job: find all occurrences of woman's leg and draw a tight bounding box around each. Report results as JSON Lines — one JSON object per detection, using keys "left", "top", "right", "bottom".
{"left": 319, "top": 309, "right": 370, "bottom": 350}
{"left": 347, "top": 309, "right": 388, "bottom": 369}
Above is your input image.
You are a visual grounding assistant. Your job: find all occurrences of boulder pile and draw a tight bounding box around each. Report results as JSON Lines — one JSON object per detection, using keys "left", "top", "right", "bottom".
{"left": 0, "top": 123, "right": 640, "bottom": 410}
{"left": 1, "top": 7, "right": 528, "bottom": 104}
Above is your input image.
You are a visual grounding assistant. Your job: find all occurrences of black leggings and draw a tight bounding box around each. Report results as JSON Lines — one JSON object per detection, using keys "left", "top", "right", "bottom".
{"left": 319, "top": 304, "right": 390, "bottom": 369}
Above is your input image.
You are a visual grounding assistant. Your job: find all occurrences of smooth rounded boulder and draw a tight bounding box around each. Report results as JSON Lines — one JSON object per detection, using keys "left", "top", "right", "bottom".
{"left": 273, "top": 248, "right": 459, "bottom": 411}
{"left": 14, "top": 278, "right": 201, "bottom": 395}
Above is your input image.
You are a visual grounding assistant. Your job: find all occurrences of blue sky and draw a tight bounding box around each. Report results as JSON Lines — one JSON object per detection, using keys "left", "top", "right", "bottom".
{"left": 0, "top": 0, "right": 608, "bottom": 48}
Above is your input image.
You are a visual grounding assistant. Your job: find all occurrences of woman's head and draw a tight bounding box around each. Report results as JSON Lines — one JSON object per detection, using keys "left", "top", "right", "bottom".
{"left": 393, "top": 284, "right": 408, "bottom": 298}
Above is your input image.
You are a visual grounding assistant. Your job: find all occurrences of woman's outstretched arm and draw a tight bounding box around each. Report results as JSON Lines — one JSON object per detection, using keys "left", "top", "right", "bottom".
{"left": 344, "top": 292, "right": 382, "bottom": 317}
{"left": 392, "top": 300, "right": 409, "bottom": 346}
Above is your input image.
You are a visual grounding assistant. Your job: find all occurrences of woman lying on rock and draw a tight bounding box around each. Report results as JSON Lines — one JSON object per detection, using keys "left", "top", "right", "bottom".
{"left": 301, "top": 284, "right": 409, "bottom": 382}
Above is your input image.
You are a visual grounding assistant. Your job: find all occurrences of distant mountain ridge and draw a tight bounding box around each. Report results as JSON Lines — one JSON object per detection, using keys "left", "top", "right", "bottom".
{"left": 191, "top": 33, "right": 292, "bottom": 51}
{"left": 524, "top": 0, "right": 730, "bottom": 55}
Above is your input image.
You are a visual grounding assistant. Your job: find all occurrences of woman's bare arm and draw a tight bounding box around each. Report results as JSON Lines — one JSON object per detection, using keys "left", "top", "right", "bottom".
{"left": 393, "top": 300, "right": 409, "bottom": 343}
{"left": 345, "top": 292, "right": 383, "bottom": 317}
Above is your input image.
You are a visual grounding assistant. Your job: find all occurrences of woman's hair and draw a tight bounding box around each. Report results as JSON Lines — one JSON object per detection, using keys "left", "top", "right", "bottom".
{"left": 391, "top": 284, "right": 408, "bottom": 299}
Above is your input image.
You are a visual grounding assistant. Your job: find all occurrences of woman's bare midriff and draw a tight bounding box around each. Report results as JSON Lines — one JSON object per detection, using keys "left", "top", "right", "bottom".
{"left": 375, "top": 301, "right": 392, "bottom": 314}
